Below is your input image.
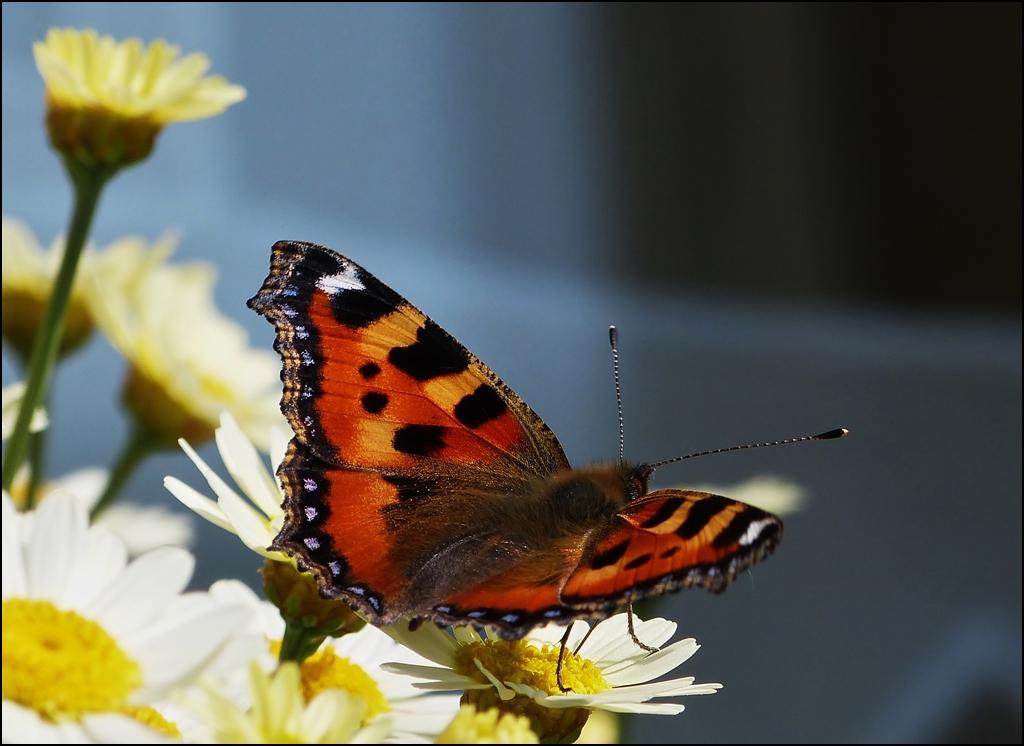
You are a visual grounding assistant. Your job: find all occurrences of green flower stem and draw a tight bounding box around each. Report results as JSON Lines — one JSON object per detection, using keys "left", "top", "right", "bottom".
{"left": 24, "top": 427, "right": 47, "bottom": 510}
{"left": 279, "top": 620, "right": 325, "bottom": 666}
{"left": 1, "top": 164, "right": 112, "bottom": 492}
{"left": 90, "top": 426, "right": 161, "bottom": 519}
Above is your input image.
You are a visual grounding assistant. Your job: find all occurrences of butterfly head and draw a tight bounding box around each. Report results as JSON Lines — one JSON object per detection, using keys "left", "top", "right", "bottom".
{"left": 626, "top": 463, "right": 655, "bottom": 502}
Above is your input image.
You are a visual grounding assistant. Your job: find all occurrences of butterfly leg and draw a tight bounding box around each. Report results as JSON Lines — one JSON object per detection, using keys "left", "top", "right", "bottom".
{"left": 627, "top": 602, "right": 658, "bottom": 653}
{"left": 556, "top": 624, "right": 574, "bottom": 693}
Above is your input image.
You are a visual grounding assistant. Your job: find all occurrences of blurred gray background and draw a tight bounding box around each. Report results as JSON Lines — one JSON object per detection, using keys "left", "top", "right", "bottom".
{"left": 3, "top": 3, "right": 1020, "bottom": 743}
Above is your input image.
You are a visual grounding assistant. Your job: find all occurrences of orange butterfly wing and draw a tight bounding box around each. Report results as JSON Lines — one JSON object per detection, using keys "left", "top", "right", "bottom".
{"left": 249, "top": 241, "right": 567, "bottom": 479}
{"left": 561, "top": 489, "right": 784, "bottom": 608}
{"left": 248, "top": 241, "right": 571, "bottom": 624}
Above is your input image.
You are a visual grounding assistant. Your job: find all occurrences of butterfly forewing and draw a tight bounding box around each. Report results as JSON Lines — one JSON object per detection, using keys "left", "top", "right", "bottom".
{"left": 561, "top": 489, "right": 783, "bottom": 607}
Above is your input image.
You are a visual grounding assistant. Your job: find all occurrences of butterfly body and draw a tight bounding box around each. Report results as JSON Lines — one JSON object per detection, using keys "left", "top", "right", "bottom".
{"left": 250, "top": 241, "right": 784, "bottom": 639}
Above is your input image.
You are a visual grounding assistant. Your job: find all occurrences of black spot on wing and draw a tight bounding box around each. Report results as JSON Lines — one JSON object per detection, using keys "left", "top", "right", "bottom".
{"left": 640, "top": 496, "right": 686, "bottom": 529}
{"left": 328, "top": 266, "right": 404, "bottom": 328}
{"left": 393, "top": 424, "right": 446, "bottom": 456}
{"left": 591, "top": 539, "right": 630, "bottom": 570}
{"left": 624, "top": 553, "right": 652, "bottom": 570}
{"left": 359, "top": 362, "right": 381, "bottom": 379}
{"left": 454, "top": 384, "right": 506, "bottom": 428}
{"left": 388, "top": 321, "right": 470, "bottom": 381}
{"left": 711, "top": 507, "right": 769, "bottom": 548}
{"left": 360, "top": 392, "right": 388, "bottom": 414}
{"left": 660, "top": 545, "right": 680, "bottom": 559}
{"left": 382, "top": 474, "right": 437, "bottom": 501}
{"left": 676, "top": 494, "right": 731, "bottom": 540}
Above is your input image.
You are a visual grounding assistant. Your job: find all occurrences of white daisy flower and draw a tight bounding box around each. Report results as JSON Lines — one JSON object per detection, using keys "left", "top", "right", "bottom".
{"left": 191, "top": 580, "right": 461, "bottom": 743}
{"left": 9, "top": 466, "right": 195, "bottom": 556}
{"left": 1, "top": 490, "right": 252, "bottom": 743}
{"left": 164, "top": 412, "right": 289, "bottom": 560}
{"left": 384, "top": 613, "right": 721, "bottom": 723}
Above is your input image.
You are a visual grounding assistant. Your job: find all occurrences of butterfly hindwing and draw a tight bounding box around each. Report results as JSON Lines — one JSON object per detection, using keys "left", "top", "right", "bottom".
{"left": 248, "top": 241, "right": 569, "bottom": 480}
{"left": 561, "top": 489, "right": 784, "bottom": 608}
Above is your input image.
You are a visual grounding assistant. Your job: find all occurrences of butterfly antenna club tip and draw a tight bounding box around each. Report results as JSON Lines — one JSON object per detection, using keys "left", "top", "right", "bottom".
{"left": 650, "top": 426, "right": 850, "bottom": 468}
{"left": 814, "top": 428, "right": 850, "bottom": 440}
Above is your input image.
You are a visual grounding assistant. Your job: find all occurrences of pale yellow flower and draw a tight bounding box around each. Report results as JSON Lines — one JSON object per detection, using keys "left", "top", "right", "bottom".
{"left": 2, "top": 217, "right": 93, "bottom": 357}
{"left": 688, "top": 475, "right": 809, "bottom": 515}
{"left": 34, "top": 28, "right": 246, "bottom": 168}
{"left": 188, "top": 661, "right": 390, "bottom": 744}
{"left": 84, "top": 237, "right": 283, "bottom": 450}
{"left": 1, "top": 218, "right": 180, "bottom": 360}
{"left": 437, "top": 705, "right": 538, "bottom": 744}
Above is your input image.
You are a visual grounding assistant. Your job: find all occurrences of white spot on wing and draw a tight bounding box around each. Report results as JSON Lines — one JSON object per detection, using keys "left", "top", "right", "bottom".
{"left": 739, "top": 518, "right": 775, "bottom": 546}
{"left": 316, "top": 263, "right": 364, "bottom": 295}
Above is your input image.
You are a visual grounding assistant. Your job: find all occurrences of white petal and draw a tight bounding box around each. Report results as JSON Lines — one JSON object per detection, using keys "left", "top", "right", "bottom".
{"left": 86, "top": 546, "right": 194, "bottom": 638}
{"left": 216, "top": 486, "right": 275, "bottom": 553}
{"left": 162, "top": 476, "right": 233, "bottom": 532}
{"left": 598, "top": 702, "right": 687, "bottom": 715}
{"left": 53, "top": 468, "right": 107, "bottom": 511}
{"left": 380, "top": 662, "right": 482, "bottom": 689}
{"left": 602, "top": 638, "right": 700, "bottom": 686}
{"left": 95, "top": 504, "right": 195, "bottom": 556}
{"left": 26, "top": 491, "right": 87, "bottom": 603}
{"left": 80, "top": 712, "right": 177, "bottom": 743}
{"left": 474, "top": 658, "right": 515, "bottom": 700}
{"left": 215, "top": 412, "right": 282, "bottom": 518}
{"left": 352, "top": 714, "right": 393, "bottom": 743}
{"left": 502, "top": 682, "right": 597, "bottom": 709}
{"left": 584, "top": 677, "right": 721, "bottom": 704}
{"left": 2, "top": 700, "right": 54, "bottom": 744}
{"left": 381, "top": 621, "right": 458, "bottom": 666}
{"left": 2, "top": 492, "right": 27, "bottom": 598}
{"left": 176, "top": 438, "right": 249, "bottom": 512}
{"left": 62, "top": 524, "right": 128, "bottom": 613}
{"left": 126, "top": 596, "right": 252, "bottom": 700}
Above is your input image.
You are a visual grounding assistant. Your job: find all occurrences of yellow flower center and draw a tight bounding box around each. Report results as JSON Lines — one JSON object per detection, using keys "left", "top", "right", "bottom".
{"left": 268, "top": 640, "right": 390, "bottom": 724}
{"left": 455, "top": 638, "right": 611, "bottom": 696}
{"left": 2, "top": 598, "right": 142, "bottom": 722}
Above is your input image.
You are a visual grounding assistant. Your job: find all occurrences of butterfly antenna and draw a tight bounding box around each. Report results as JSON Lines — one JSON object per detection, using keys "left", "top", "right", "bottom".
{"left": 649, "top": 428, "right": 849, "bottom": 469}
{"left": 609, "top": 325, "right": 625, "bottom": 462}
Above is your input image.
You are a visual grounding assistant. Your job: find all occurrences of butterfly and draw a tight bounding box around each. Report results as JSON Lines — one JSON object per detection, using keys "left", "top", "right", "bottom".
{"left": 248, "top": 240, "right": 833, "bottom": 642}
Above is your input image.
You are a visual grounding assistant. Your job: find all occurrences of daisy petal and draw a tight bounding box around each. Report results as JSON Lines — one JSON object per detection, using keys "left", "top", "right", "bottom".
{"left": 382, "top": 621, "right": 459, "bottom": 666}
{"left": 26, "top": 491, "right": 87, "bottom": 603}
{"left": 80, "top": 712, "right": 178, "bottom": 743}
{"left": 86, "top": 546, "right": 194, "bottom": 638}
{"left": 163, "top": 476, "right": 232, "bottom": 531}
{"left": 602, "top": 638, "right": 701, "bottom": 686}
{"left": 215, "top": 412, "right": 281, "bottom": 518}
{"left": 125, "top": 596, "right": 251, "bottom": 700}
{"left": 1, "top": 493, "right": 27, "bottom": 598}
{"left": 600, "top": 702, "right": 687, "bottom": 715}
{"left": 62, "top": 524, "right": 128, "bottom": 613}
